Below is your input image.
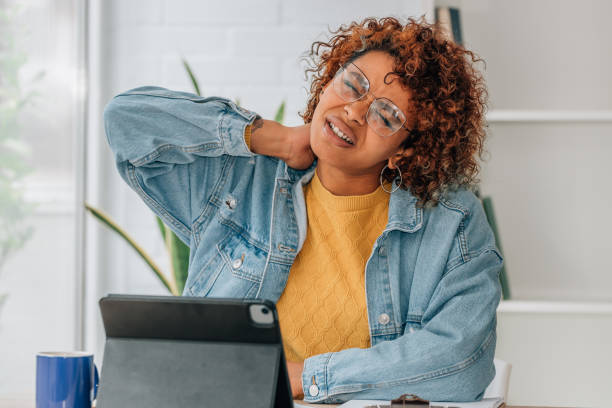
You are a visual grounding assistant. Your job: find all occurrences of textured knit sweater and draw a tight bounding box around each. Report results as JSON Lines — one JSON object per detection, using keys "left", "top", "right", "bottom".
{"left": 244, "top": 125, "right": 389, "bottom": 362}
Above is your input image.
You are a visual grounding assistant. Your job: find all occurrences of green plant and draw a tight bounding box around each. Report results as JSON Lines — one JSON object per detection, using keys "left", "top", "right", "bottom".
{"left": 86, "top": 58, "right": 286, "bottom": 295}
{"left": 0, "top": 3, "right": 44, "bottom": 316}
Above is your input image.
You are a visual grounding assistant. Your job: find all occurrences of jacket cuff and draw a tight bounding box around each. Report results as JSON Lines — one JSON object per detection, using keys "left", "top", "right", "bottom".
{"left": 219, "top": 102, "right": 257, "bottom": 156}
{"left": 301, "top": 352, "right": 333, "bottom": 402}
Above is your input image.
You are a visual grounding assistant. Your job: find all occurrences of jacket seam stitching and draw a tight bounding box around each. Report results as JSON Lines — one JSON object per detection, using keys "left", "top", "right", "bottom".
{"left": 458, "top": 220, "right": 469, "bottom": 262}
{"left": 218, "top": 218, "right": 268, "bottom": 253}
{"left": 218, "top": 108, "right": 228, "bottom": 152}
{"left": 371, "top": 327, "right": 403, "bottom": 336}
{"left": 439, "top": 197, "right": 470, "bottom": 216}
{"left": 192, "top": 155, "right": 233, "bottom": 238}
{"left": 130, "top": 142, "right": 222, "bottom": 167}
{"left": 446, "top": 247, "right": 502, "bottom": 274}
{"left": 324, "top": 352, "right": 333, "bottom": 397}
{"left": 117, "top": 90, "right": 222, "bottom": 102}
{"left": 405, "top": 314, "right": 423, "bottom": 323}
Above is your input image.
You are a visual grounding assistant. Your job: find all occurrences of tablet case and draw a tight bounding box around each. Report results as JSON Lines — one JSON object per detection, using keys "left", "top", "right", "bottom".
{"left": 96, "top": 294, "right": 294, "bottom": 408}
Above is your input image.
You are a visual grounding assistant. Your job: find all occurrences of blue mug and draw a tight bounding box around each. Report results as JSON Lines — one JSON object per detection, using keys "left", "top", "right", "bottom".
{"left": 36, "top": 351, "right": 98, "bottom": 408}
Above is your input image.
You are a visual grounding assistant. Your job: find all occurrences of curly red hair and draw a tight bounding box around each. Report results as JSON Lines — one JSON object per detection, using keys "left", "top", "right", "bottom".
{"left": 300, "top": 16, "right": 489, "bottom": 208}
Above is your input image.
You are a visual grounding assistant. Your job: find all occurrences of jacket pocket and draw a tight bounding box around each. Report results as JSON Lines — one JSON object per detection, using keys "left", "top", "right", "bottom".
{"left": 187, "top": 233, "right": 267, "bottom": 298}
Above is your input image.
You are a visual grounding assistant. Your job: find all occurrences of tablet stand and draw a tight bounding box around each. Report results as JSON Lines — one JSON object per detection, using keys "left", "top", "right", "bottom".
{"left": 96, "top": 294, "right": 294, "bottom": 408}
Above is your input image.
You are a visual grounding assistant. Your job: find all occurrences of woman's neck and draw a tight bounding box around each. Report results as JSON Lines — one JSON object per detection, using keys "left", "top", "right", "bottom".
{"left": 315, "top": 163, "right": 384, "bottom": 196}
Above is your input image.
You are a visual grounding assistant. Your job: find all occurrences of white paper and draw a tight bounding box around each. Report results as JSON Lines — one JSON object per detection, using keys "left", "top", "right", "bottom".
{"left": 428, "top": 397, "right": 505, "bottom": 408}
{"left": 337, "top": 401, "right": 389, "bottom": 408}
{"left": 334, "top": 397, "right": 504, "bottom": 408}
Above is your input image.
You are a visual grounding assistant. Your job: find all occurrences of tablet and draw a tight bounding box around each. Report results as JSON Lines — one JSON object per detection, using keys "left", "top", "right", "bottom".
{"left": 96, "top": 294, "right": 294, "bottom": 408}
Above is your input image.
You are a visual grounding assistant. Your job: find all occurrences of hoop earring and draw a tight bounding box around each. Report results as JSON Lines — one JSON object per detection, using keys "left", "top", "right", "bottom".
{"left": 380, "top": 165, "right": 402, "bottom": 194}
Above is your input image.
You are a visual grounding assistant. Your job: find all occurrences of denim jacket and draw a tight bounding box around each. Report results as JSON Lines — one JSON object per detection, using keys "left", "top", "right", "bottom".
{"left": 103, "top": 86, "right": 503, "bottom": 404}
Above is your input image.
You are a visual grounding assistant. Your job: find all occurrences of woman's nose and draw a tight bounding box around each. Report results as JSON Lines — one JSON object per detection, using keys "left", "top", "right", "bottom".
{"left": 344, "top": 94, "right": 373, "bottom": 126}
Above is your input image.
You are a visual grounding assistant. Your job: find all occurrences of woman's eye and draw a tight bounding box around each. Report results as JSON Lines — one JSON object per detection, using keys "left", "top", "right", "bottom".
{"left": 343, "top": 80, "right": 362, "bottom": 97}
{"left": 375, "top": 111, "right": 393, "bottom": 128}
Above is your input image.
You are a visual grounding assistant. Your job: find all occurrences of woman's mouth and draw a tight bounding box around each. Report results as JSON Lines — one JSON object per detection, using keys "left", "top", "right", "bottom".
{"left": 325, "top": 119, "right": 354, "bottom": 145}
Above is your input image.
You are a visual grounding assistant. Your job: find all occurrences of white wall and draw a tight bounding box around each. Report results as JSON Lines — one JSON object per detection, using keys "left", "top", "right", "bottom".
{"left": 497, "top": 302, "right": 612, "bottom": 407}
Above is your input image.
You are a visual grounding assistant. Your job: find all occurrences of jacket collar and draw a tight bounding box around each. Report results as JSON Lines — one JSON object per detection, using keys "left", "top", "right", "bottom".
{"left": 386, "top": 185, "right": 423, "bottom": 233}
{"left": 284, "top": 160, "right": 423, "bottom": 234}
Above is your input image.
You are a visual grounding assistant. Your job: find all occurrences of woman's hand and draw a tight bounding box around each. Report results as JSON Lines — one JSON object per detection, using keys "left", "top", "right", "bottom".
{"left": 285, "top": 123, "right": 314, "bottom": 170}
{"left": 250, "top": 119, "right": 314, "bottom": 170}
{"left": 286, "top": 360, "right": 305, "bottom": 399}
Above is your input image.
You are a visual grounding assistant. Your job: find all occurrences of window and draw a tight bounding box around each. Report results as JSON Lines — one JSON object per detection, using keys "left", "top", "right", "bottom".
{"left": 0, "top": 0, "right": 85, "bottom": 399}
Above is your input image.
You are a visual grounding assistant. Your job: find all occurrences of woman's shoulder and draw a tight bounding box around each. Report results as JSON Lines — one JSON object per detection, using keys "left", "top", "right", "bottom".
{"left": 436, "top": 186, "right": 499, "bottom": 258}
{"left": 426, "top": 186, "right": 494, "bottom": 242}
{"left": 436, "top": 186, "right": 482, "bottom": 218}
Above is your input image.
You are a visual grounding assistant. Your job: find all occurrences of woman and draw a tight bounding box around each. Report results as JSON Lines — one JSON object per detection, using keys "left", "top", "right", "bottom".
{"left": 103, "top": 16, "right": 503, "bottom": 403}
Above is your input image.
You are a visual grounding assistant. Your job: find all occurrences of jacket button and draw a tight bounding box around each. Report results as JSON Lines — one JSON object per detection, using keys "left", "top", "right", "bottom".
{"left": 378, "top": 313, "right": 390, "bottom": 325}
{"left": 309, "top": 384, "right": 319, "bottom": 397}
{"left": 226, "top": 198, "right": 237, "bottom": 209}
{"left": 232, "top": 257, "right": 243, "bottom": 269}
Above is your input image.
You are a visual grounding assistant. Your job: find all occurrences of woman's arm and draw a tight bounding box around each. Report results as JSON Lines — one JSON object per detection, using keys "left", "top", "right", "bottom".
{"left": 103, "top": 86, "right": 258, "bottom": 244}
{"left": 299, "top": 205, "right": 504, "bottom": 404}
{"left": 103, "top": 86, "right": 312, "bottom": 244}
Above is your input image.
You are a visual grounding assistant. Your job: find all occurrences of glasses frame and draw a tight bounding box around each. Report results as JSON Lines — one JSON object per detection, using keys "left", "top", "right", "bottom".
{"left": 332, "top": 61, "right": 411, "bottom": 138}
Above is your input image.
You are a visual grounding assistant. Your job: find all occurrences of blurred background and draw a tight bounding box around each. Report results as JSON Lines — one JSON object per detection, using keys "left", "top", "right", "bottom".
{"left": 0, "top": 0, "right": 611, "bottom": 406}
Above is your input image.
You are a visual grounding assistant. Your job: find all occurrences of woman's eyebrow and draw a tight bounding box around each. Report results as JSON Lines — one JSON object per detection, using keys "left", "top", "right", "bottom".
{"left": 353, "top": 63, "right": 405, "bottom": 109}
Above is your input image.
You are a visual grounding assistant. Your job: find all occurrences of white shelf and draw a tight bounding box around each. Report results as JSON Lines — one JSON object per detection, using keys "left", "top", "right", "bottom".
{"left": 498, "top": 300, "right": 612, "bottom": 315}
{"left": 486, "top": 110, "right": 612, "bottom": 123}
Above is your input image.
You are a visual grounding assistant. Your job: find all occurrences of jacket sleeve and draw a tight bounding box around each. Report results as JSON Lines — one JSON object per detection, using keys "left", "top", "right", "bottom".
{"left": 301, "top": 237, "right": 503, "bottom": 403}
{"left": 103, "top": 86, "right": 258, "bottom": 245}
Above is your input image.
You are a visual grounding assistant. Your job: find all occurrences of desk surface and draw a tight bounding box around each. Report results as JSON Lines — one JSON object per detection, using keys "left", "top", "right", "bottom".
{"left": 0, "top": 398, "right": 567, "bottom": 408}
{"left": 295, "top": 402, "right": 565, "bottom": 408}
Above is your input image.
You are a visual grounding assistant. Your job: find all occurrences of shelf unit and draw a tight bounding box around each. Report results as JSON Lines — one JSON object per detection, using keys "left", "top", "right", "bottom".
{"left": 422, "top": 3, "right": 612, "bottom": 405}
{"left": 497, "top": 300, "right": 612, "bottom": 314}
{"left": 486, "top": 110, "right": 612, "bottom": 123}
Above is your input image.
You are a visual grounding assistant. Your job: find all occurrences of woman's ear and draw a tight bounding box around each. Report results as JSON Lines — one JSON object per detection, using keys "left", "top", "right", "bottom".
{"left": 387, "top": 147, "right": 414, "bottom": 169}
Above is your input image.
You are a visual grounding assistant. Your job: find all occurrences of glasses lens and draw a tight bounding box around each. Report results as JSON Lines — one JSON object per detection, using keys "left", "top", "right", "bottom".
{"left": 367, "top": 98, "right": 406, "bottom": 137}
{"left": 333, "top": 63, "right": 368, "bottom": 102}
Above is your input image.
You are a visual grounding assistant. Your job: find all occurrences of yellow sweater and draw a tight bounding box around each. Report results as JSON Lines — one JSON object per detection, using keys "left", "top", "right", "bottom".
{"left": 244, "top": 125, "right": 389, "bottom": 362}
{"left": 276, "top": 171, "right": 389, "bottom": 362}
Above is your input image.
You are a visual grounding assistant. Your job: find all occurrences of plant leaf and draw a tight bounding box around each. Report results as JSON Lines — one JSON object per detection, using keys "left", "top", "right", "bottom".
{"left": 85, "top": 203, "right": 178, "bottom": 295}
{"left": 167, "top": 231, "right": 190, "bottom": 295}
{"left": 274, "top": 101, "right": 286, "bottom": 124}
{"left": 156, "top": 216, "right": 166, "bottom": 238}
{"left": 181, "top": 58, "right": 201, "bottom": 97}
{"left": 157, "top": 216, "right": 190, "bottom": 294}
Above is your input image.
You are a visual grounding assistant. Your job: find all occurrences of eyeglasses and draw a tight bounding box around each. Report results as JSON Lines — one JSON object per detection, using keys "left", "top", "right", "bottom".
{"left": 332, "top": 61, "right": 409, "bottom": 138}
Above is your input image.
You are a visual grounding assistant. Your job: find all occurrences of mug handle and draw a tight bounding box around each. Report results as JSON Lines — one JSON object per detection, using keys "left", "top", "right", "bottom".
{"left": 93, "top": 364, "right": 99, "bottom": 400}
